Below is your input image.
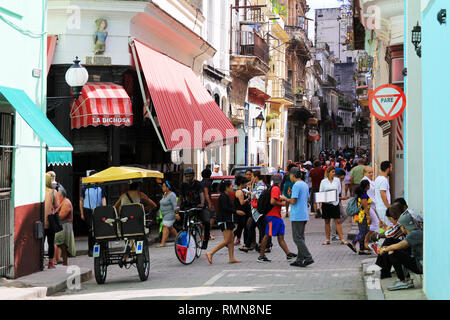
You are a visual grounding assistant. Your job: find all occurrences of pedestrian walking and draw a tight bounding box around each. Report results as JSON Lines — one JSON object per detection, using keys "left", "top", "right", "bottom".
{"left": 241, "top": 171, "right": 269, "bottom": 252}
{"left": 234, "top": 175, "right": 251, "bottom": 246}
{"left": 257, "top": 173, "right": 297, "bottom": 263}
{"left": 319, "top": 166, "right": 349, "bottom": 245}
{"left": 281, "top": 167, "right": 314, "bottom": 267}
{"left": 309, "top": 160, "right": 325, "bottom": 218}
{"left": 54, "top": 188, "right": 76, "bottom": 265}
{"left": 44, "top": 173, "right": 61, "bottom": 269}
{"left": 201, "top": 168, "right": 216, "bottom": 241}
{"left": 349, "top": 159, "right": 366, "bottom": 196}
{"left": 80, "top": 170, "right": 106, "bottom": 257}
{"left": 343, "top": 162, "right": 352, "bottom": 197}
{"left": 205, "top": 180, "right": 245, "bottom": 264}
{"left": 374, "top": 161, "right": 392, "bottom": 226}
{"left": 157, "top": 180, "right": 178, "bottom": 247}
{"left": 347, "top": 180, "right": 371, "bottom": 255}
{"left": 282, "top": 163, "right": 296, "bottom": 218}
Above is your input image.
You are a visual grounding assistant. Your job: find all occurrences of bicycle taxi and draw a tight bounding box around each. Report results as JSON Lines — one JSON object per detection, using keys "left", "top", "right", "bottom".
{"left": 81, "top": 166, "right": 164, "bottom": 284}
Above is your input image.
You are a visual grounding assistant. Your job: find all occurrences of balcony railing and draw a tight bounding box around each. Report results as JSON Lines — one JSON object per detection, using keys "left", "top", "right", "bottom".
{"left": 286, "top": 15, "right": 309, "bottom": 36}
{"left": 233, "top": 31, "right": 269, "bottom": 65}
{"left": 272, "top": 79, "right": 294, "bottom": 102}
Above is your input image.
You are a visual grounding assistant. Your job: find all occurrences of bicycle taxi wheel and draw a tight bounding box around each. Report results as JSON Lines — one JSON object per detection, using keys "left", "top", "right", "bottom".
{"left": 136, "top": 239, "right": 150, "bottom": 281}
{"left": 175, "top": 231, "right": 197, "bottom": 265}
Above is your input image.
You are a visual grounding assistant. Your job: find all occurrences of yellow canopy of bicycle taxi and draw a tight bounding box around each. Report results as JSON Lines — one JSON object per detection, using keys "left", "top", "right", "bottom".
{"left": 82, "top": 166, "right": 164, "bottom": 185}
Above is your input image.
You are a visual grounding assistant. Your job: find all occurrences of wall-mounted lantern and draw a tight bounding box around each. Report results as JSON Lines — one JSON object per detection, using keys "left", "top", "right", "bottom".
{"left": 411, "top": 22, "right": 421, "bottom": 58}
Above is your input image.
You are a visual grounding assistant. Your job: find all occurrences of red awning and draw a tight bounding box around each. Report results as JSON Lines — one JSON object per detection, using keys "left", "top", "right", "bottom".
{"left": 70, "top": 82, "right": 133, "bottom": 129}
{"left": 132, "top": 39, "right": 239, "bottom": 150}
{"left": 47, "top": 35, "right": 58, "bottom": 75}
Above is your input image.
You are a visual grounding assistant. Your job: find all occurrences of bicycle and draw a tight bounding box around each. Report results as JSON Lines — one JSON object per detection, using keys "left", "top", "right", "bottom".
{"left": 174, "top": 207, "right": 204, "bottom": 265}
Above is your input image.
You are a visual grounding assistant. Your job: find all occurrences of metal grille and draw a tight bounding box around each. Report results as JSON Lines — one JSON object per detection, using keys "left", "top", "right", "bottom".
{"left": 0, "top": 113, "right": 13, "bottom": 277}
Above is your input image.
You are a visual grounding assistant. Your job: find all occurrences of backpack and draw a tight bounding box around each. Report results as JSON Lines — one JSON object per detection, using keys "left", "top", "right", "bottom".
{"left": 257, "top": 186, "right": 274, "bottom": 216}
{"left": 346, "top": 197, "right": 360, "bottom": 217}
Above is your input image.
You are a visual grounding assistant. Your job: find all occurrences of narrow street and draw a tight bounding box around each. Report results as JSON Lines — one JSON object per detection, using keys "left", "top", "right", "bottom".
{"left": 48, "top": 208, "right": 368, "bottom": 300}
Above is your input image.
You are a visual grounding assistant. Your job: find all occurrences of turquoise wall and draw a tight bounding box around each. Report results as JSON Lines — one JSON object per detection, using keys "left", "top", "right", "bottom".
{"left": 422, "top": 0, "right": 450, "bottom": 300}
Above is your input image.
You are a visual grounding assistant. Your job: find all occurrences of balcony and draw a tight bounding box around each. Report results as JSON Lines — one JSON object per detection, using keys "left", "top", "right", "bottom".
{"left": 269, "top": 79, "right": 294, "bottom": 105}
{"left": 229, "top": 104, "right": 245, "bottom": 125}
{"left": 230, "top": 31, "right": 270, "bottom": 80}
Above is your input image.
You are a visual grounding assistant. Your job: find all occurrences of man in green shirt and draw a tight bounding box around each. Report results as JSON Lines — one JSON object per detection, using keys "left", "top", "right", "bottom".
{"left": 349, "top": 159, "right": 366, "bottom": 196}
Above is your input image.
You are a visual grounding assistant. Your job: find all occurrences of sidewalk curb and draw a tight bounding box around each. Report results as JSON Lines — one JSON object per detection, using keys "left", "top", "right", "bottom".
{"left": 2, "top": 267, "right": 92, "bottom": 298}
{"left": 361, "top": 258, "right": 385, "bottom": 300}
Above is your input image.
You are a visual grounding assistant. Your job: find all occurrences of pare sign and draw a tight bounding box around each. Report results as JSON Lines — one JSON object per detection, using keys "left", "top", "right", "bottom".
{"left": 369, "top": 84, "right": 406, "bottom": 121}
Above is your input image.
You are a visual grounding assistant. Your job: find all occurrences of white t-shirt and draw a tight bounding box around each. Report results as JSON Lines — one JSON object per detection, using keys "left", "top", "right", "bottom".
{"left": 319, "top": 177, "right": 341, "bottom": 206}
{"left": 374, "top": 175, "right": 391, "bottom": 225}
{"left": 210, "top": 171, "right": 223, "bottom": 177}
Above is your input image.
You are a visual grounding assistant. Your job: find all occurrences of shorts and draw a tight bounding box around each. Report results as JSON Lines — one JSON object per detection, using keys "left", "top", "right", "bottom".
{"left": 265, "top": 216, "right": 285, "bottom": 237}
{"left": 322, "top": 203, "right": 341, "bottom": 220}
{"left": 162, "top": 219, "right": 175, "bottom": 227}
{"left": 219, "top": 221, "right": 235, "bottom": 232}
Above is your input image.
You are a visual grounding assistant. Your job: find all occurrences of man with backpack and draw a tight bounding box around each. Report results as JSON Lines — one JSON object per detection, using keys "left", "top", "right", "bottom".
{"left": 257, "top": 173, "right": 297, "bottom": 263}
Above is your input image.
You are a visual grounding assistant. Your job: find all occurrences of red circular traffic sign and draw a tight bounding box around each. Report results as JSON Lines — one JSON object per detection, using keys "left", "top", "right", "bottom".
{"left": 369, "top": 84, "right": 406, "bottom": 121}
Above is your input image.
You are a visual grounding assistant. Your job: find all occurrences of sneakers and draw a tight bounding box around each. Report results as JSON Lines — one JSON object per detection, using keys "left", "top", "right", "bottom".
{"left": 368, "top": 243, "right": 380, "bottom": 255}
{"left": 387, "top": 279, "right": 414, "bottom": 291}
{"left": 234, "top": 238, "right": 240, "bottom": 245}
{"left": 286, "top": 253, "right": 297, "bottom": 260}
{"left": 48, "top": 261, "right": 56, "bottom": 269}
{"left": 290, "top": 259, "right": 314, "bottom": 267}
{"left": 331, "top": 235, "right": 339, "bottom": 241}
{"left": 209, "top": 234, "right": 215, "bottom": 240}
{"left": 257, "top": 255, "right": 271, "bottom": 263}
{"left": 358, "top": 250, "right": 372, "bottom": 255}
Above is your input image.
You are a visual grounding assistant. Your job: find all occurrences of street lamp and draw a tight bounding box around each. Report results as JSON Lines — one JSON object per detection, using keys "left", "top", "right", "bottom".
{"left": 47, "top": 57, "right": 89, "bottom": 110}
{"left": 411, "top": 22, "right": 422, "bottom": 58}
{"left": 65, "top": 56, "right": 89, "bottom": 99}
{"left": 255, "top": 111, "right": 265, "bottom": 128}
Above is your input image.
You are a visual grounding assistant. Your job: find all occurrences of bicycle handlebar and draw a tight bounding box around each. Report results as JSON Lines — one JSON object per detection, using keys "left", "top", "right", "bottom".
{"left": 178, "top": 207, "right": 202, "bottom": 214}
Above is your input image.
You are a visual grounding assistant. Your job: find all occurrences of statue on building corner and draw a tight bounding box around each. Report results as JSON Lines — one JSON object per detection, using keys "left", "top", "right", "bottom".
{"left": 94, "top": 18, "right": 108, "bottom": 55}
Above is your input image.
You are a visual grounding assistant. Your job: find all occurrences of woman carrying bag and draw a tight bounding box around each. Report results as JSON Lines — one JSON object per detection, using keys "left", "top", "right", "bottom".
{"left": 44, "top": 173, "right": 61, "bottom": 269}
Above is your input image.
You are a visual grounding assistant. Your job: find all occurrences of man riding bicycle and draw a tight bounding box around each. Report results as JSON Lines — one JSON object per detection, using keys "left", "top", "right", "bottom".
{"left": 175, "top": 167, "right": 210, "bottom": 250}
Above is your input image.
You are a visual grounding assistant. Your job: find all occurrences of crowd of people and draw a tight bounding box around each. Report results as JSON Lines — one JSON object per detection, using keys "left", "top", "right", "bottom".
{"left": 42, "top": 145, "right": 423, "bottom": 291}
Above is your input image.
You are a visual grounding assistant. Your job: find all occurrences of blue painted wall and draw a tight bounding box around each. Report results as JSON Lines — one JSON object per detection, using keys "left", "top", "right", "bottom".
{"left": 422, "top": 0, "right": 450, "bottom": 300}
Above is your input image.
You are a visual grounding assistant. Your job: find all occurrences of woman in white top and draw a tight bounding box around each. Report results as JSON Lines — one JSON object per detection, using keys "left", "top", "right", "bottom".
{"left": 343, "top": 162, "right": 352, "bottom": 197}
{"left": 319, "top": 166, "right": 349, "bottom": 245}
{"left": 361, "top": 166, "right": 386, "bottom": 235}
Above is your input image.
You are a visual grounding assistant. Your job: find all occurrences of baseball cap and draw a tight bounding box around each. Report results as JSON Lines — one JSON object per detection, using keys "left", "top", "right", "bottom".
{"left": 271, "top": 173, "right": 283, "bottom": 184}
{"left": 304, "top": 161, "right": 312, "bottom": 166}
{"left": 214, "top": 164, "right": 220, "bottom": 169}
{"left": 398, "top": 213, "right": 418, "bottom": 231}
{"left": 289, "top": 167, "right": 300, "bottom": 175}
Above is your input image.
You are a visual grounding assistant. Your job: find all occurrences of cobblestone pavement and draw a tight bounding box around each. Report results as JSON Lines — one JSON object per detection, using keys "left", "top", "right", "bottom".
{"left": 48, "top": 205, "right": 371, "bottom": 300}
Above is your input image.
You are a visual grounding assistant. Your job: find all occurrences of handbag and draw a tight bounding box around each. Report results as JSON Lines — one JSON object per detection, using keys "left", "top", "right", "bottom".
{"left": 49, "top": 190, "right": 63, "bottom": 233}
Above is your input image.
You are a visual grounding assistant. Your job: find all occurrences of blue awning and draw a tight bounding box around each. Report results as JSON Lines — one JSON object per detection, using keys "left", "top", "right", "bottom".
{"left": 0, "top": 86, "right": 73, "bottom": 166}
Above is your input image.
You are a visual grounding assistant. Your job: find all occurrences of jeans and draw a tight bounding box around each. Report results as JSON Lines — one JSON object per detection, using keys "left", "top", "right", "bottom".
{"left": 376, "top": 238, "right": 402, "bottom": 277}
{"left": 44, "top": 228, "right": 55, "bottom": 259}
{"left": 83, "top": 208, "right": 95, "bottom": 253}
{"left": 199, "top": 208, "right": 211, "bottom": 247}
{"left": 245, "top": 216, "right": 271, "bottom": 248}
{"left": 291, "top": 221, "right": 313, "bottom": 262}
{"left": 388, "top": 249, "right": 423, "bottom": 281}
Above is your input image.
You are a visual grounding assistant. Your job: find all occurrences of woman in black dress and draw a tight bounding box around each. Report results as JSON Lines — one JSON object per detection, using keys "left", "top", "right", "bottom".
{"left": 206, "top": 180, "right": 245, "bottom": 264}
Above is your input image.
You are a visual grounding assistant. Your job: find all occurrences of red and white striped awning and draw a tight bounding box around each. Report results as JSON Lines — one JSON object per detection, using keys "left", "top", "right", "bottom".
{"left": 47, "top": 35, "right": 57, "bottom": 75}
{"left": 70, "top": 82, "right": 133, "bottom": 129}
{"left": 131, "top": 39, "right": 239, "bottom": 150}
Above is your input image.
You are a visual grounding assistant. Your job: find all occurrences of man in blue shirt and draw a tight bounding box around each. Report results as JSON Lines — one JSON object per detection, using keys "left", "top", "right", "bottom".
{"left": 80, "top": 171, "right": 107, "bottom": 257}
{"left": 282, "top": 167, "right": 314, "bottom": 267}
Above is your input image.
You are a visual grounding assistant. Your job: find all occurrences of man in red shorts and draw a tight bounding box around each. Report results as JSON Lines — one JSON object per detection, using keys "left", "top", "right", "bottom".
{"left": 257, "top": 173, "right": 297, "bottom": 263}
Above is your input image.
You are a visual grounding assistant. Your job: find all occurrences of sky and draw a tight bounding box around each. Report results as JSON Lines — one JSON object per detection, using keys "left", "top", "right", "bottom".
{"left": 306, "top": 0, "right": 343, "bottom": 42}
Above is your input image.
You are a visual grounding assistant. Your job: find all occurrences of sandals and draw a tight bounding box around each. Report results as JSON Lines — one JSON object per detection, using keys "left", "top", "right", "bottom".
{"left": 239, "top": 247, "right": 249, "bottom": 253}
{"left": 340, "top": 240, "right": 348, "bottom": 245}
{"left": 322, "top": 240, "right": 330, "bottom": 245}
